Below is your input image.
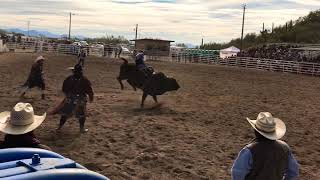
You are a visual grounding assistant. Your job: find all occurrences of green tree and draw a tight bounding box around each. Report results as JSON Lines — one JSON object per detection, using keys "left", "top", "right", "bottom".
{"left": 201, "top": 9, "right": 320, "bottom": 50}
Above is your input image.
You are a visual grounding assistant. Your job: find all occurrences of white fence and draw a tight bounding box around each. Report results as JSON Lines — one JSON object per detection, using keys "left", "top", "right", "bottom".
{"left": 4, "top": 41, "right": 128, "bottom": 58}
{"left": 4, "top": 41, "right": 320, "bottom": 76}
{"left": 164, "top": 55, "right": 320, "bottom": 76}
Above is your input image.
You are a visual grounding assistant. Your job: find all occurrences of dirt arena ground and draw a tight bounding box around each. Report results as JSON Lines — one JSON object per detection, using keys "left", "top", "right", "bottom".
{"left": 0, "top": 53, "right": 319, "bottom": 179}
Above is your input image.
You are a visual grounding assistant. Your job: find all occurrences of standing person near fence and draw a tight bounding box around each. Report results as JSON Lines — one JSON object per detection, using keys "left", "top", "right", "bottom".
{"left": 20, "top": 56, "right": 46, "bottom": 99}
{"left": 231, "top": 112, "right": 299, "bottom": 180}
{"left": 78, "top": 47, "right": 87, "bottom": 67}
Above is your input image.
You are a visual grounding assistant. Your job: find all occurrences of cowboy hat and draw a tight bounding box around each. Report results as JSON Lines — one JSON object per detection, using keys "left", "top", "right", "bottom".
{"left": 246, "top": 112, "right": 286, "bottom": 140}
{"left": 35, "top": 56, "right": 45, "bottom": 62}
{"left": 66, "top": 64, "right": 83, "bottom": 72}
{"left": 0, "top": 103, "right": 46, "bottom": 135}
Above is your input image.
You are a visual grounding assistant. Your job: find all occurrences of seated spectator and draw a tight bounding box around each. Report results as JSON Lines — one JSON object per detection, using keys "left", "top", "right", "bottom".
{"left": 0, "top": 102, "right": 51, "bottom": 150}
{"left": 238, "top": 44, "right": 315, "bottom": 62}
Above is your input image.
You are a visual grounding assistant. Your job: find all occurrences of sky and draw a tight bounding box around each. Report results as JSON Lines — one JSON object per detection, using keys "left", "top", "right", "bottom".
{"left": 0, "top": 0, "right": 319, "bottom": 45}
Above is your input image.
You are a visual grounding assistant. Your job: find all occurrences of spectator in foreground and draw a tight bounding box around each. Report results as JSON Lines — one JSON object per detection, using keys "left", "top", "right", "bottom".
{"left": 0, "top": 102, "right": 51, "bottom": 150}
{"left": 231, "top": 112, "right": 299, "bottom": 180}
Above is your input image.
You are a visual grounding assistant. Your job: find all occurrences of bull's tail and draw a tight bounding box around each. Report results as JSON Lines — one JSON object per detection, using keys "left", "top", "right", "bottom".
{"left": 120, "top": 58, "right": 128, "bottom": 64}
{"left": 48, "top": 98, "right": 66, "bottom": 115}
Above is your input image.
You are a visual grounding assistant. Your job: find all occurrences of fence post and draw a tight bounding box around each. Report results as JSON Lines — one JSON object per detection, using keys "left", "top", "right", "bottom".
{"left": 312, "top": 63, "right": 315, "bottom": 76}
{"left": 185, "top": 54, "right": 187, "bottom": 64}
{"left": 246, "top": 58, "right": 248, "bottom": 68}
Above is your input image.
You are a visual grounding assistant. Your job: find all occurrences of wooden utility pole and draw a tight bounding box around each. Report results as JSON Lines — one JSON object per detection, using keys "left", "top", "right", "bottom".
{"left": 134, "top": 24, "right": 138, "bottom": 49}
{"left": 68, "top": 12, "right": 72, "bottom": 40}
{"left": 240, "top": 4, "right": 246, "bottom": 52}
{"left": 27, "top": 21, "right": 30, "bottom": 37}
{"left": 272, "top": 23, "right": 274, "bottom": 33}
{"left": 135, "top": 24, "right": 138, "bottom": 40}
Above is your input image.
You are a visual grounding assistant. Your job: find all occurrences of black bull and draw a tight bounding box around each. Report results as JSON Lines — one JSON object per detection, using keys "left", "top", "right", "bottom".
{"left": 117, "top": 58, "right": 180, "bottom": 107}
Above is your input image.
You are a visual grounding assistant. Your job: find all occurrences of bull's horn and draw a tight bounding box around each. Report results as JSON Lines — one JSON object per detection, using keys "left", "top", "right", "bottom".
{"left": 120, "top": 58, "right": 128, "bottom": 64}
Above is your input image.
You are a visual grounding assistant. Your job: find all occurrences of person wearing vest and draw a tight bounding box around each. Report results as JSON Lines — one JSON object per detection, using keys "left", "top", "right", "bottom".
{"left": 231, "top": 112, "right": 299, "bottom": 180}
{"left": 50, "top": 64, "right": 94, "bottom": 133}
{"left": 20, "top": 56, "right": 46, "bottom": 99}
{"left": 135, "top": 51, "right": 154, "bottom": 79}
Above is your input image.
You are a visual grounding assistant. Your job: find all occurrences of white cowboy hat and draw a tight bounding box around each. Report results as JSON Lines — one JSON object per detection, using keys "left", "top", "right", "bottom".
{"left": 35, "top": 56, "right": 45, "bottom": 62}
{"left": 66, "top": 67, "right": 74, "bottom": 71}
{"left": 246, "top": 112, "right": 286, "bottom": 140}
{"left": 0, "top": 103, "right": 46, "bottom": 135}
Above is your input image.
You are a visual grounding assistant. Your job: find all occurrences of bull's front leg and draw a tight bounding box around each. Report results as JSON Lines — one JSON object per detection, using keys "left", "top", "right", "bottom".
{"left": 117, "top": 77, "right": 124, "bottom": 90}
{"left": 141, "top": 92, "right": 148, "bottom": 108}
{"left": 127, "top": 79, "right": 137, "bottom": 91}
{"left": 152, "top": 95, "right": 158, "bottom": 104}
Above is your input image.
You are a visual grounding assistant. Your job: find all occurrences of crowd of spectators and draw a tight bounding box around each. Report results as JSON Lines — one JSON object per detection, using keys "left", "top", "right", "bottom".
{"left": 238, "top": 44, "right": 320, "bottom": 63}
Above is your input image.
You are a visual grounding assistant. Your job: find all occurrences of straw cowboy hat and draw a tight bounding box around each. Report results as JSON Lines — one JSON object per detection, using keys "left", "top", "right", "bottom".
{"left": 34, "top": 56, "right": 45, "bottom": 63}
{"left": 246, "top": 112, "right": 286, "bottom": 140}
{"left": 0, "top": 103, "right": 46, "bottom": 135}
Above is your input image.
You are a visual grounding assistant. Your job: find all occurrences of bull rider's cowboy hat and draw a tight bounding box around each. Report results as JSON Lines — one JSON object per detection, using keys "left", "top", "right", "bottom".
{"left": 246, "top": 112, "right": 286, "bottom": 140}
{"left": 0, "top": 103, "right": 46, "bottom": 135}
{"left": 34, "top": 56, "right": 45, "bottom": 63}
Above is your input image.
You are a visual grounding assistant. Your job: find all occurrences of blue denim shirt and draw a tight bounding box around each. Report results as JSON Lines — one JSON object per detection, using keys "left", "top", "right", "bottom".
{"left": 135, "top": 53, "right": 145, "bottom": 65}
{"left": 231, "top": 147, "right": 299, "bottom": 180}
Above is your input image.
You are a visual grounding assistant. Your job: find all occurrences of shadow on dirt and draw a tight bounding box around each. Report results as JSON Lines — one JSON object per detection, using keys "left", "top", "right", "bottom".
{"left": 110, "top": 102, "right": 179, "bottom": 117}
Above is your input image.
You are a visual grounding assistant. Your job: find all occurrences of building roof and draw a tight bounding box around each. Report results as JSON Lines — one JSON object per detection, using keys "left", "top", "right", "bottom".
{"left": 220, "top": 46, "right": 240, "bottom": 53}
{"left": 130, "top": 38, "right": 174, "bottom": 42}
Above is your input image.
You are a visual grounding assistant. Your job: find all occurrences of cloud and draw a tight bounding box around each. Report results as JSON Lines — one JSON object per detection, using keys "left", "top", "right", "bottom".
{"left": 0, "top": 0, "right": 317, "bottom": 45}
{"left": 111, "top": 0, "right": 150, "bottom": 4}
